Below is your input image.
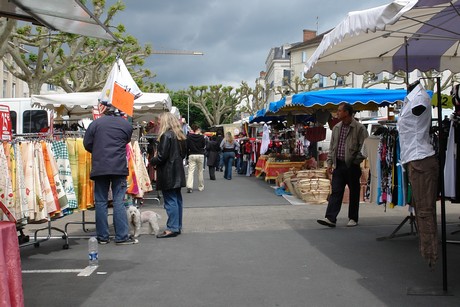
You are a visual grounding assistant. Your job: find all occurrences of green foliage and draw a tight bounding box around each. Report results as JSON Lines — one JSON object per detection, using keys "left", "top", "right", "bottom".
{"left": 1, "top": 0, "right": 153, "bottom": 94}
{"left": 171, "top": 90, "right": 208, "bottom": 129}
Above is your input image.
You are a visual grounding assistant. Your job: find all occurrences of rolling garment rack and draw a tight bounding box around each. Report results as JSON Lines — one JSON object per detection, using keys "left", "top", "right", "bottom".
{"left": 371, "top": 122, "right": 418, "bottom": 241}
{"left": 11, "top": 133, "right": 68, "bottom": 249}
{"left": 56, "top": 131, "right": 97, "bottom": 249}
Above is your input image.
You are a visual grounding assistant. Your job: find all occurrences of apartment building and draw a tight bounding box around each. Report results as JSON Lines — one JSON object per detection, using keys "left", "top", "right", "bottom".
{"left": 0, "top": 53, "right": 29, "bottom": 98}
{"left": 263, "top": 43, "right": 295, "bottom": 105}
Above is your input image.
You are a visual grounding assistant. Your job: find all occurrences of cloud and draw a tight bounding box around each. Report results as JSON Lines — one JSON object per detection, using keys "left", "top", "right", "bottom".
{"left": 108, "top": 0, "right": 390, "bottom": 91}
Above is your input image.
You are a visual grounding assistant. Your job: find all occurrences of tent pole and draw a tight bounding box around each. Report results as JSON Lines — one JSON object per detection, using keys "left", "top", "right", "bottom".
{"left": 436, "top": 76, "right": 448, "bottom": 292}
{"left": 405, "top": 36, "right": 410, "bottom": 88}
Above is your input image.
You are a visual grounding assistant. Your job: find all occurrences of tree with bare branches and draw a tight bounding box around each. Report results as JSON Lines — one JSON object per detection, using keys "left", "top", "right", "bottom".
{"left": 186, "top": 85, "right": 239, "bottom": 126}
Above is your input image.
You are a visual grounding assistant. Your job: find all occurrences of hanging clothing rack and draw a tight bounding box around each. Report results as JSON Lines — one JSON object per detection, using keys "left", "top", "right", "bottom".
{"left": 5, "top": 133, "right": 71, "bottom": 249}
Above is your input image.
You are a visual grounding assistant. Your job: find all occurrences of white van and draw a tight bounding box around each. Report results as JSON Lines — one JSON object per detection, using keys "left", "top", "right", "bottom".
{"left": 0, "top": 98, "right": 50, "bottom": 135}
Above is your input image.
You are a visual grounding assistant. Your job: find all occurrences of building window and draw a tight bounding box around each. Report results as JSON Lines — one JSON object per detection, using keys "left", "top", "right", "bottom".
{"left": 2, "top": 80, "right": 7, "bottom": 97}
{"left": 12, "top": 83, "right": 16, "bottom": 98}
{"left": 337, "top": 76, "right": 344, "bottom": 86}
{"left": 283, "top": 70, "right": 291, "bottom": 86}
{"left": 319, "top": 76, "right": 327, "bottom": 88}
{"left": 47, "top": 83, "right": 56, "bottom": 91}
{"left": 302, "top": 51, "right": 308, "bottom": 63}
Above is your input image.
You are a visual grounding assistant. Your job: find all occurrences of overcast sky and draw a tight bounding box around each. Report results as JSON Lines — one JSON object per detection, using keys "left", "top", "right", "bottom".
{"left": 107, "top": 0, "right": 391, "bottom": 91}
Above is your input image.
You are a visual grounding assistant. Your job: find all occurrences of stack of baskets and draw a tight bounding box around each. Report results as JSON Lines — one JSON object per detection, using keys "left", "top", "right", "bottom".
{"left": 281, "top": 169, "right": 331, "bottom": 204}
{"left": 295, "top": 178, "right": 331, "bottom": 204}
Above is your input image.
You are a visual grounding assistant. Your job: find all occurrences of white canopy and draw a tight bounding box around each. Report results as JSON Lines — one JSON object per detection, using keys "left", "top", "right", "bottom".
{"left": 0, "top": 0, "right": 119, "bottom": 42}
{"left": 304, "top": 0, "right": 460, "bottom": 77}
{"left": 32, "top": 92, "right": 172, "bottom": 121}
{"left": 170, "top": 106, "right": 181, "bottom": 119}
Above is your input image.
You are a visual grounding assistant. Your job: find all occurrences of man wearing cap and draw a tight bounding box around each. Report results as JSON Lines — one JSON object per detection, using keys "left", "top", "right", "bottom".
{"left": 83, "top": 104, "right": 138, "bottom": 245}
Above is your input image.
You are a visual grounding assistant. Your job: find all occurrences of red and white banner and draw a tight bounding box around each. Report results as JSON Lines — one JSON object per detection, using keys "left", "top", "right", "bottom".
{"left": 0, "top": 104, "right": 12, "bottom": 141}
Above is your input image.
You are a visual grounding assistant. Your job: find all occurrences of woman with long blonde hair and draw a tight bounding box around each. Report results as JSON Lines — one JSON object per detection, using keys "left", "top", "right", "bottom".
{"left": 220, "top": 131, "right": 240, "bottom": 180}
{"left": 150, "top": 112, "right": 187, "bottom": 238}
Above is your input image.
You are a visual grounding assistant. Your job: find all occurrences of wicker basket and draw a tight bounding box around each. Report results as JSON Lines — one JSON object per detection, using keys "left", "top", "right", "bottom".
{"left": 295, "top": 169, "right": 328, "bottom": 179}
{"left": 295, "top": 178, "right": 331, "bottom": 204}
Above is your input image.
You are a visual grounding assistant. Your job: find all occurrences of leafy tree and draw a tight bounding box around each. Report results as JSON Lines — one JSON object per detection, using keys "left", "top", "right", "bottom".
{"left": 170, "top": 90, "right": 208, "bottom": 129}
{"left": 186, "top": 85, "right": 239, "bottom": 127}
{"left": 1, "top": 0, "right": 152, "bottom": 95}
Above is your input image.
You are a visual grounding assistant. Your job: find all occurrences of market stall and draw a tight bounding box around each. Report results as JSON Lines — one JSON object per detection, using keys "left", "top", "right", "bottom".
{"left": 31, "top": 91, "right": 172, "bottom": 122}
{"left": 251, "top": 88, "right": 409, "bottom": 205}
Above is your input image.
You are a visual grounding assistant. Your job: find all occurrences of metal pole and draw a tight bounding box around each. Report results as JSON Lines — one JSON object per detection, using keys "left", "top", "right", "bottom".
{"left": 436, "top": 76, "right": 448, "bottom": 292}
{"left": 187, "top": 96, "right": 190, "bottom": 125}
{"left": 404, "top": 36, "right": 410, "bottom": 88}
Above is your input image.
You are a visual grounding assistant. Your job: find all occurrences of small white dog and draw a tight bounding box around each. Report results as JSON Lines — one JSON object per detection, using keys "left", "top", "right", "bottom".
{"left": 126, "top": 205, "right": 161, "bottom": 237}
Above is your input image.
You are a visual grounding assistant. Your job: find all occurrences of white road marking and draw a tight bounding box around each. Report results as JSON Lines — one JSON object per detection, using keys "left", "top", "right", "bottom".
{"left": 22, "top": 265, "right": 98, "bottom": 277}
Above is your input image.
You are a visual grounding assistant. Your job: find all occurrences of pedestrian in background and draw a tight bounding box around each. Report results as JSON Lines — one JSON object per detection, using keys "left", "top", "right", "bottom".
{"left": 220, "top": 132, "right": 240, "bottom": 180}
{"left": 216, "top": 132, "right": 224, "bottom": 172}
{"left": 317, "top": 103, "right": 368, "bottom": 228}
{"left": 83, "top": 103, "right": 137, "bottom": 245}
{"left": 206, "top": 135, "right": 221, "bottom": 180}
{"left": 150, "top": 112, "right": 187, "bottom": 238}
{"left": 186, "top": 124, "right": 206, "bottom": 193}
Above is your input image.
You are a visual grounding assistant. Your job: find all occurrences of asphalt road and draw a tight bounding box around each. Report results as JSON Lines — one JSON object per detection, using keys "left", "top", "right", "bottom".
{"left": 20, "top": 171, "right": 460, "bottom": 307}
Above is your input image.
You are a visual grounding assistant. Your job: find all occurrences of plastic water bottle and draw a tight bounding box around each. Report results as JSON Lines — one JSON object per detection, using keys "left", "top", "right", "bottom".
{"left": 88, "top": 237, "right": 98, "bottom": 266}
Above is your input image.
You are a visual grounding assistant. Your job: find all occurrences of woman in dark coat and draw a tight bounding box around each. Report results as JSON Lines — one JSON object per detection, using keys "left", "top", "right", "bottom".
{"left": 206, "top": 135, "right": 221, "bottom": 180}
{"left": 150, "top": 112, "right": 187, "bottom": 238}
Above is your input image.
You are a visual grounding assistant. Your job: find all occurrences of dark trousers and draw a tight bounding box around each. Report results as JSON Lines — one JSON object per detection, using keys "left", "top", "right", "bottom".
{"left": 325, "top": 160, "right": 362, "bottom": 223}
{"left": 208, "top": 166, "right": 216, "bottom": 180}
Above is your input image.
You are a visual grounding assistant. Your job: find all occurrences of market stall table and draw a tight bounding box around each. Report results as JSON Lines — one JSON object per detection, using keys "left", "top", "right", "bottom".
{"left": 255, "top": 155, "right": 305, "bottom": 182}
{"left": 0, "top": 221, "right": 24, "bottom": 307}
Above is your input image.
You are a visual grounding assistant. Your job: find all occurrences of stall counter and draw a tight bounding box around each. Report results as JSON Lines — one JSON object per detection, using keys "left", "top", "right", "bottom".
{"left": 255, "top": 155, "right": 305, "bottom": 182}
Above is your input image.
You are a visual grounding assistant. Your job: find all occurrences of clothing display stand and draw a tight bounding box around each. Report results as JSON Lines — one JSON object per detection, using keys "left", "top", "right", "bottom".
{"left": 376, "top": 212, "right": 417, "bottom": 241}
{"left": 374, "top": 122, "right": 418, "bottom": 241}
{"left": 12, "top": 132, "right": 70, "bottom": 249}
{"left": 406, "top": 77, "right": 449, "bottom": 296}
{"left": 63, "top": 210, "right": 96, "bottom": 249}
{"left": 19, "top": 217, "right": 68, "bottom": 249}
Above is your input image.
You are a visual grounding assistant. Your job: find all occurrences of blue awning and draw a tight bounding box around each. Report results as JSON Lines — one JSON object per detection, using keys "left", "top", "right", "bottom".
{"left": 266, "top": 88, "right": 421, "bottom": 115}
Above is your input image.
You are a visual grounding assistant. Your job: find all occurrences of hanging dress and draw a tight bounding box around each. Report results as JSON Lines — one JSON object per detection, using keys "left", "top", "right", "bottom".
{"left": 52, "top": 140, "right": 78, "bottom": 211}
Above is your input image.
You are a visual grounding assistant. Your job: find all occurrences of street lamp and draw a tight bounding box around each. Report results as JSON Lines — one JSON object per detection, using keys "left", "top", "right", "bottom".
{"left": 187, "top": 95, "right": 190, "bottom": 125}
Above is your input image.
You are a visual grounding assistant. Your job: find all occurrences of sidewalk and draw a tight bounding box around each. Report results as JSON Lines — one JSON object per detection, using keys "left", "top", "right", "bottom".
{"left": 20, "top": 172, "right": 460, "bottom": 306}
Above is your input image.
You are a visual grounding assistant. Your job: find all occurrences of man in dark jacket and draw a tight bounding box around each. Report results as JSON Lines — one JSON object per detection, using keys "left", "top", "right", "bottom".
{"left": 186, "top": 125, "right": 206, "bottom": 193}
{"left": 83, "top": 105, "right": 137, "bottom": 245}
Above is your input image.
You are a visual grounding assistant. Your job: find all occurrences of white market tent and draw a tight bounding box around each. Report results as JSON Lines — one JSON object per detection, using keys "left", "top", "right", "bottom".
{"left": 170, "top": 106, "right": 181, "bottom": 119}
{"left": 31, "top": 92, "right": 172, "bottom": 122}
{"left": 0, "top": 0, "right": 119, "bottom": 42}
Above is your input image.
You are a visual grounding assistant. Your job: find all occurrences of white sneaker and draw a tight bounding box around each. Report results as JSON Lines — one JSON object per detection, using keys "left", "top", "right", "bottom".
{"left": 347, "top": 219, "right": 358, "bottom": 227}
{"left": 317, "top": 218, "right": 336, "bottom": 228}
